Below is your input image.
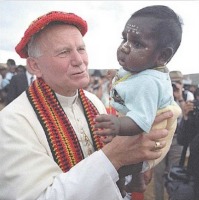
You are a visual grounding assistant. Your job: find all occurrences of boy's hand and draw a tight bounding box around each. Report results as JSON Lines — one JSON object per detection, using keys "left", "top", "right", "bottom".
{"left": 94, "top": 114, "right": 120, "bottom": 136}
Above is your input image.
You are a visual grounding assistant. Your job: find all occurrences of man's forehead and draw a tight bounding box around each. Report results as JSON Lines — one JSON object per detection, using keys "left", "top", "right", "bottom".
{"left": 33, "top": 24, "right": 82, "bottom": 47}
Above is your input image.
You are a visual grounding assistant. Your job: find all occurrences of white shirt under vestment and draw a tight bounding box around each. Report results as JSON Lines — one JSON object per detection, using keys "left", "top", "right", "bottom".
{"left": 26, "top": 71, "right": 36, "bottom": 86}
{"left": 0, "top": 90, "right": 123, "bottom": 200}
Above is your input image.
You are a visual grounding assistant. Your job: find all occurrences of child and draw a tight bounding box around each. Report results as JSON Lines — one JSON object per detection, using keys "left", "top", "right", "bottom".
{"left": 94, "top": 5, "right": 182, "bottom": 197}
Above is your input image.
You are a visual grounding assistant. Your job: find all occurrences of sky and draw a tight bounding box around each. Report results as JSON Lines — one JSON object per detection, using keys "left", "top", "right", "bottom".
{"left": 0, "top": 0, "right": 199, "bottom": 75}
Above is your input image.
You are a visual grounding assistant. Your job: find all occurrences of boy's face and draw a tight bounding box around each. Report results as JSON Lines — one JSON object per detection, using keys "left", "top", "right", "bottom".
{"left": 117, "top": 17, "right": 161, "bottom": 73}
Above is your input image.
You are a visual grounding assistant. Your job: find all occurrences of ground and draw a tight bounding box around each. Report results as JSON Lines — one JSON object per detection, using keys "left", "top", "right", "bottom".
{"left": 144, "top": 175, "right": 168, "bottom": 200}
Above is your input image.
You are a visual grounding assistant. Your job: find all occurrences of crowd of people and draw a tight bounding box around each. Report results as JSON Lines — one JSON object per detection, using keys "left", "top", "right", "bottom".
{"left": 0, "top": 5, "right": 199, "bottom": 200}
{"left": 0, "top": 59, "right": 35, "bottom": 105}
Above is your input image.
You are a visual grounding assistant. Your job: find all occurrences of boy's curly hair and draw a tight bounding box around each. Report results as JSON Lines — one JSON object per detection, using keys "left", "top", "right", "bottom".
{"left": 131, "top": 5, "right": 183, "bottom": 56}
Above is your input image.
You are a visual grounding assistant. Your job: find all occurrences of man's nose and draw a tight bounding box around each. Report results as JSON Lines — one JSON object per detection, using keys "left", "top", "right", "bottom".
{"left": 71, "top": 51, "right": 83, "bottom": 66}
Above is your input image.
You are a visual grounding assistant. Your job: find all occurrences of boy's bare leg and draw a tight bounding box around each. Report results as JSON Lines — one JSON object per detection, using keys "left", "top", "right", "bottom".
{"left": 125, "top": 172, "right": 146, "bottom": 193}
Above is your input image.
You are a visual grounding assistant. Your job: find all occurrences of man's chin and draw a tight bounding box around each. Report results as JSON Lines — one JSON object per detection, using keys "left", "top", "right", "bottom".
{"left": 76, "top": 78, "right": 90, "bottom": 89}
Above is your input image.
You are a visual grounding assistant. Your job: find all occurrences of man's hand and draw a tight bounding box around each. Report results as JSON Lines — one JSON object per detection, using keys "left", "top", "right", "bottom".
{"left": 101, "top": 110, "right": 172, "bottom": 170}
{"left": 153, "top": 110, "right": 173, "bottom": 125}
{"left": 102, "top": 129, "right": 168, "bottom": 170}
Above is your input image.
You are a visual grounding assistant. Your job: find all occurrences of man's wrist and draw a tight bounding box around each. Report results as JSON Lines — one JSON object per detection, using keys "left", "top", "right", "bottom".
{"left": 98, "top": 150, "right": 119, "bottom": 182}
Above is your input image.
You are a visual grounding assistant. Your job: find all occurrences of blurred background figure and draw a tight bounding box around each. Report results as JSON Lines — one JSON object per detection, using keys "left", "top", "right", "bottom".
{"left": 101, "top": 69, "right": 118, "bottom": 115}
{"left": 170, "top": 71, "right": 194, "bottom": 102}
{"left": 194, "top": 87, "right": 199, "bottom": 101}
{"left": 85, "top": 69, "right": 118, "bottom": 115}
{"left": 86, "top": 69, "right": 103, "bottom": 99}
{"left": 1, "top": 59, "right": 17, "bottom": 91}
{"left": 188, "top": 84, "right": 197, "bottom": 96}
{"left": 177, "top": 86, "right": 199, "bottom": 200}
{"left": 5, "top": 65, "right": 35, "bottom": 105}
{"left": 16, "top": 64, "right": 26, "bottom": 74}
{"left": 0, "top": 64, "right": 8, "bottom": 103}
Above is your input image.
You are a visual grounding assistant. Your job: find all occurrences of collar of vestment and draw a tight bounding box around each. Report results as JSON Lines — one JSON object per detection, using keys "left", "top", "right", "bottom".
{"left": 26, "top": 78, "right": 104, "bottom": 172}
{"left": 55, "top": 92, "right": 78, "bottom": 107}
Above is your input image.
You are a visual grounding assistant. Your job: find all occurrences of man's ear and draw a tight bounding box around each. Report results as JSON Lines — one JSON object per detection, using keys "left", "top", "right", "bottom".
{"left": 26, "top": 57, "right": 42, "bottom": 77}
{"left": 157, "top": 47, "right": 174, "bottom": 66}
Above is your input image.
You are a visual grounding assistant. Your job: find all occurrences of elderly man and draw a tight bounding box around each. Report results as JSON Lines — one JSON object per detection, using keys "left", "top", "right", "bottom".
{"left": 0, "top": 11, "right": 170, "bottom": 200}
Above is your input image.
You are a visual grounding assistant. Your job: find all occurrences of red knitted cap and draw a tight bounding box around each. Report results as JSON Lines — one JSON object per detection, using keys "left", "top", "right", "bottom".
{"left": 15, "top": 11, "right": 88, "bottom": 58}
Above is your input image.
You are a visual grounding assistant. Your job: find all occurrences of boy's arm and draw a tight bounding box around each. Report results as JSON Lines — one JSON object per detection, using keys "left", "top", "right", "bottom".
{"left": 118, "top": 116, "right": 143, "bottom": 136}
{"left": 94, "top": 114, "right": 143, "bottom": 136}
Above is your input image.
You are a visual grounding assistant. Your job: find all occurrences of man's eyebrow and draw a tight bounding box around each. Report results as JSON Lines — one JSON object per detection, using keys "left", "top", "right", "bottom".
{"left": 54, "top": 46, "right": 70, "bottom": 53}
{"left": 79, "top": 44, "right": 86, "bottom": 48}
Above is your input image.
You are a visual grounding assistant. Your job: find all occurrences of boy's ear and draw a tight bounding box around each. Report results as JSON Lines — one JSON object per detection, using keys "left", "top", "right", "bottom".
{"left": 26, "top": 57, "right": 42, "bottom": 77}
{"left": 157, "top": 47, "right": 174, "bottom": 66}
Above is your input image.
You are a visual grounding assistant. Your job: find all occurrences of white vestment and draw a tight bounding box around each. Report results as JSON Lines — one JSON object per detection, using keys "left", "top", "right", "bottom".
{"left": 0, "top": 90, "right": 123, "bottom": 200}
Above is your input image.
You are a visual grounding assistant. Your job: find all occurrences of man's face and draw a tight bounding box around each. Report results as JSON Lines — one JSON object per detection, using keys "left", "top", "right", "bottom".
{"left": 172, "top": 81, "right": 183, "bottom": 92}
{"left": 117, "top": 17, "right": 161, "bottom": 73}
{"left": 9, "top": 65, "right": 16, "bottom": 73}
{"left": 28, "top": 24, "right": 89, "bottom": 96}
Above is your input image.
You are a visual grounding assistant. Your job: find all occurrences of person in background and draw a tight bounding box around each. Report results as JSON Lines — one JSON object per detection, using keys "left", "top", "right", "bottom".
{"left": 16, "top": 64, "right": 27, "bottom": 74}
{"left": 86, "top": 70, "right": 104, "bottom": 99}
{"left": 194, "top": 87, "right": 199, "bottom": 100}
{"left": 103, "top": 69, "right": 118, "bottom": 115}
{"left": 170, "top": 71, "right": 194, "bottom": 104}
{"left": 5, "top": 65, "right": 36, "bottom": 105}
{"left": 177, "top": 90, "right": 199, "bottom": 200}
{"left": 0, "top": 66, "right": 3, "bottom": 88}
{"left": 0, "top": 64, "right": 7, "bottom": 103}
{"left": 94, "top": 5, "right": 182, "bottom": 198}
{"left": 0, "top": 11, "right": 171, "bottom": 200}
{"left": 1, "top": 59, "right": 16, "bottom": 91}
{"left": 153, "top": 70, "right": 194, "bottom": 200}
{"left": 188, "top": 84, "right": 197, "bottom": 96}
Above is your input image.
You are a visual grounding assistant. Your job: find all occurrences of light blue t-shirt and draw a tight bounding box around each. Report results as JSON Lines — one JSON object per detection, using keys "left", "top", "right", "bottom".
{"left": 110, "top": 68, "right": 174, "bottom": 133}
